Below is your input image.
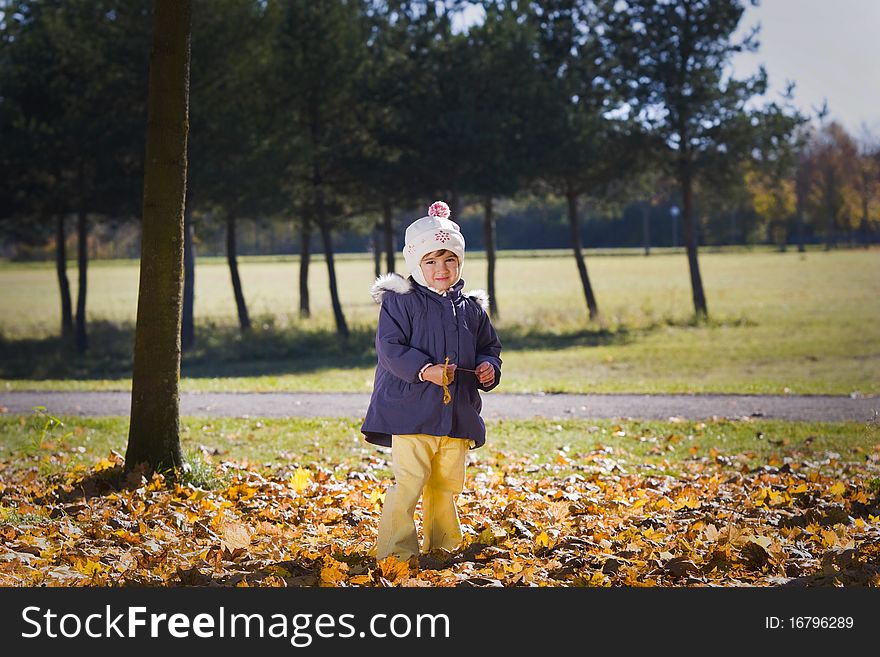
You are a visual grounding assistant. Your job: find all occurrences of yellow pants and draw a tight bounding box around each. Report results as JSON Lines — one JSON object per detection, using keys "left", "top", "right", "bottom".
{"left": 376, "top": 434, "right": 469, "bottom": 561}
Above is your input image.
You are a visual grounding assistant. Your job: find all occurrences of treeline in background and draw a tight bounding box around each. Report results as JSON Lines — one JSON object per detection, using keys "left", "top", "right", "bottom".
{"left": 2, "top": 0, "right": 879, "bottom": 349}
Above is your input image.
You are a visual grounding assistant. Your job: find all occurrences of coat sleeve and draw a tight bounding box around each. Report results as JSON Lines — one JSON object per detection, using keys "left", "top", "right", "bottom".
{"left": 376, "top": 293, "right": 432, "bottom": 383}
{"left": 474, "top": 309, "right": 502, "bottom": 392}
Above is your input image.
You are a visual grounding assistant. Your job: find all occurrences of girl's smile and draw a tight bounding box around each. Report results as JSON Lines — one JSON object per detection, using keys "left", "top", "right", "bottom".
{"left": 419, "top": 250, "right": 460, "bottom": 291}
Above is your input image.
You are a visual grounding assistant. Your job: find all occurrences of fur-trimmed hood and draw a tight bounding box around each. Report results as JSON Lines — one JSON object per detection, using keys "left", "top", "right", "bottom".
{"left": 370, "top": 272, "right": 489, "bottom": 312}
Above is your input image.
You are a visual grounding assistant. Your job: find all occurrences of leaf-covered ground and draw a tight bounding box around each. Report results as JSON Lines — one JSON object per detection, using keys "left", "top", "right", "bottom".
{"left": 2, "top": 434, "right": 879, "bottom": 588}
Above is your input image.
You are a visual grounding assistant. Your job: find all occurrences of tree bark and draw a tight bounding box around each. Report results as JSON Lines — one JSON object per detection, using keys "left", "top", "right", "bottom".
{"left": 317, "top": 200, "right": 349, "bottom": 338}
{"left": 55, "top": 214, "right": 73, "bottom": 340}
{"left": 565, "top": 187, "right": 599, "bottom": 321}
{"left": 181, "top": 204, "right": 195, "bottom": 350}
{"left": 680, "top": 169, "right": 708, "bottom": 319}
{"left": 75, "top": 210, "right": 88, "bottom": 353}
{"left": 824, "top": 169, "right": 835, "bottom": 251}
{"left": 126, "top": 0, "right": 192, "bottom": 475}
{"left": 795, "top": 183, "right": 806, "bottom": 253}
{"left": 226, "top": 213, "right": 251, "bottom": 331}
{"left": 373, "top": 220, "right": 382, "bottom": 279}
{"left": 483, "top": 196, "right": 498, "bottom": 318}
{"left": 299, "top": 217, "right": 311, "bottom": 318}
{"left": 382, "top": 199, "right": 395, "bottom": 273}
{"left": 449, "top": 188, "right": 461, "bottom": 224}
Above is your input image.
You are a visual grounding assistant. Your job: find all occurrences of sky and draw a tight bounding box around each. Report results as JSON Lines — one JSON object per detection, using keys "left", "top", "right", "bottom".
{"left": 731, "top": 0, "right": 880, "bottom": 137}
{"left": 455, "top": 0, "right": 880, "bottom": 139}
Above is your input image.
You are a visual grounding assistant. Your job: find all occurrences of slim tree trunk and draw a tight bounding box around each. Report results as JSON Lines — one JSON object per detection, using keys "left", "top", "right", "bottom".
{"left": 317, "top": 204, "right": 349, "bottom": 338}
{"left": 565, "top": 187, "right": 599, "bottom": 321}
{"left": 483, "top": 196, "right": 498, "bottom": 318}
{"left": 795, "top": 187, "right": 806, "bottom": 253}
{"left": 181, "top": 204, "right": 195, "bottom": 350}
{"left": 382, "top": 199, "right": 395, "bottom": 273}
{"left": 55, "top": 214, "right": 73, "bottom": 340}
{"left": 299, "top": 217, "right": 311, "bottom": 318}
{"left": 824, "top": 171, "right": 835, "bottom": 251}
{"left": 680, "top": 170, "right": 708, "bottom": 319}
{"left": 75, "top": 210, "right": 88, "bottom": 353}
{"left": 642, "top": 201, "right": 651, "bottom": 256}
{"left": 126, "top": 0, "right": 192, "bottom": 475}
{"left": 373, "top": 220, "right": 382, "bottom": 279}
{"left": 226, "top": 213, "right": 250, "bottom": 331}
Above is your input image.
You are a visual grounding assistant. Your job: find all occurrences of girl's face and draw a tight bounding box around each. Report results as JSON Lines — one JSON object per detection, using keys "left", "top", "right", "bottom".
{"left": 419, "top": 250, "right": 460, "bottom": 291}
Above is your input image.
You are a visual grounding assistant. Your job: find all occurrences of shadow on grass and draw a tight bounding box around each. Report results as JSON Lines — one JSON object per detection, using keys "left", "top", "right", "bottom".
{"left": 0, "top": 313, "right": 748, "bottom": 381}
{"left": 0, "top": 319, "right": 378, "bottom": 381}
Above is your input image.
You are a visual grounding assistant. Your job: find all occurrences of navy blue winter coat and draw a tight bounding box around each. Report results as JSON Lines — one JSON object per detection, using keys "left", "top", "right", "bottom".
{"left": 361, "top": 273, "right": 502, "bottom": 449}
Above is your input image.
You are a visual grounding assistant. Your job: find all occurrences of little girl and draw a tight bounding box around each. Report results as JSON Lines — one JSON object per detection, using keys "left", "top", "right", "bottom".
{"left": 361, "top": 201, "right": 502, "bottom": 561}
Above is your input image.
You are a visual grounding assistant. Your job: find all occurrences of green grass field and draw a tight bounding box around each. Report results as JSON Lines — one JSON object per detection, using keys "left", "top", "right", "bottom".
{"left": 1, "top": 247, "right": 878, "bottom": 394}
{"left": 2, "top": 413, "right": 876, "bottom": 482}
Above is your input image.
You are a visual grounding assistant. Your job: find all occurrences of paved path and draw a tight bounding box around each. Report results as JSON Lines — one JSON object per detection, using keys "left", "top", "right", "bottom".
{"left": 1, "top": 391, "right": 877, "bottom": 422}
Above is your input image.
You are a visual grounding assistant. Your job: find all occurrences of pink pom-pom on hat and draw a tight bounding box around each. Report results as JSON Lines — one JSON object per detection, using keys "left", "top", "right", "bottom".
{"left": 428, "top": 201, "right": 451, "bottom": 220}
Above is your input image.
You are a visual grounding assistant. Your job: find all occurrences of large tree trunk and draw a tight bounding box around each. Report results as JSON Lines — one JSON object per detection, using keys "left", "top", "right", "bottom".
{"left": 226, "top": 213, "right": 251, "bottom": 331}
{"left": 680, "top": 169, "right": 708, "bottom": 319}
{"left": 642, "top": 201, "right": 651, "bottom": 256}
{"left": 382, "top": 199, "right": 395, "bottom": 273}
{"left": 483, "top": 196, "right": 498, "bottom": 318}
{"left": 565, "top": 187, "right": 599, "bottom": 321}
{"left": 55, "top": 214, "right": 73, "bottom": 340}
{"left": 317, "top": 202, "right": 349, "bottom": 338}
{"left": 181, "top": 204, "right": 195, "bottom": 350}
{"left": 75, "top": 210, "right": 88, "bottom": 353}
{"left": 126, "top": 0, "right": 192, "bottom": 475}
{"left": 299, "top": 217, "right": 311, "bottom": 318}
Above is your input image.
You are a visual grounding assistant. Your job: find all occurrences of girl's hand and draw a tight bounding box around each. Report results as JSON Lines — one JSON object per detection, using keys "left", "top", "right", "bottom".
{"left": 423, "top": 363, "right": 455, "bottom": 386}
{"left": 475, "top": 361, "right": 495, "bottom": 386}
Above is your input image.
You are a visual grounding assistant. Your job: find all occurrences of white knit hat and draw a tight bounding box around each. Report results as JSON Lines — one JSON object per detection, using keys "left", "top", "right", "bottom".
{"left": 403, "top": 201, "right": 465, "bottom": 288}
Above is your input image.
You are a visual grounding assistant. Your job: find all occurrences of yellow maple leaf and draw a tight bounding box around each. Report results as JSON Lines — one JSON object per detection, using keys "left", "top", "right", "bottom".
{"left": 752, "top": 487, "right": 768, "bottom": 506}
{"left": 93, "top": 457, "right": 117, "bottom": 473}
{"left": 225, "top": 484, "right": 257, "bottom": 500}
{"left": 829, "top": 482, "right": 846, "bottom": 497}
{"left": 377, "top": 556, "right": 411, "bottom": 582}
{"left": 320, "top": 563, "right": 349, "bottom": 587}
{"left": 72, "top": 557, "right": 105, "bottom": 576}
{"left": 367, "top": 489, "right": 385, "bottom": 508}
{"left": 535, "top": 530, "right": 551, "bottom": 548}
{"left": 821, "top": 529, "right": 839, "bottom": 547}
{"left": 290, "top": 468, "right": 313, "bottom": 493}
{"left": 653, "top": 497, "right": 671, "bottom": 510}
